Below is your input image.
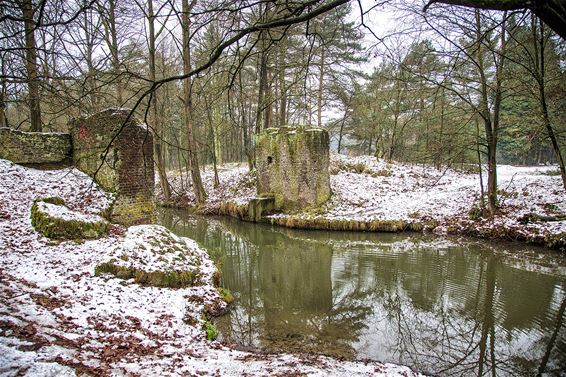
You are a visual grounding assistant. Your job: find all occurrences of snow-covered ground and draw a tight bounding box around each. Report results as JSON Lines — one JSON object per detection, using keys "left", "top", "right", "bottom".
{"left": 165, "top": 154, "right": 565, "bottom": 249}
{"left": 0, "top": 158, "right": 424, "bottom": 376}
{"left": 324, "top": 155, "right": 565, "bottom": 238}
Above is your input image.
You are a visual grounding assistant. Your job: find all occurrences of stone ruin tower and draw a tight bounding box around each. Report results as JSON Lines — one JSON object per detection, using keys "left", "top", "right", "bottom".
{"left": 255, "top": 127, "right": 331, "bottom": 211}
{"left": 70, "top": 109, "right": 155, "bottom": 225}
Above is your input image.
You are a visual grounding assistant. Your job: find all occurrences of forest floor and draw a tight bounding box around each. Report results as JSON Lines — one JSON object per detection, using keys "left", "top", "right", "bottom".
{"left": 165, "top": 153, "right": 566, "bottom": 250}
{"left": 0, "top": 158, "right": 423, "bottom": 376}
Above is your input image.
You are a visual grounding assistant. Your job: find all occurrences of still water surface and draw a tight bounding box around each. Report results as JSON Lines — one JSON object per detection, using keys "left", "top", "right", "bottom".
{"left": 159, "top": 209, "right": 566, "bottom": 376}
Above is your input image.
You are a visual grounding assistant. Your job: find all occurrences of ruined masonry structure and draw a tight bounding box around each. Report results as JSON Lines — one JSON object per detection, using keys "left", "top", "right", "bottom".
{"left": 256, "top": 127, "right": 331, "bottom": 211}
{"left": 0, "top": 128, "right": 71, "bottom": 164}
{"left": 70, "top": 109, "right": 155, "bottom": 225}
{"left": 0, "top": 109, "right": 155, "bottom": 226}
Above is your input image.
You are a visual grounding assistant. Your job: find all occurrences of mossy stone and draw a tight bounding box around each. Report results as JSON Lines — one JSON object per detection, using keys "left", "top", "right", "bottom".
{"left": 30, "top": 197, "right": 110, "bottom": 240}
{"left": 94, "top": 262, "right": 196, "bottom": 288}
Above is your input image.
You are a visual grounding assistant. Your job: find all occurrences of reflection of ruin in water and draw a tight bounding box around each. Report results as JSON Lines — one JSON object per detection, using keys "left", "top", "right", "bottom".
{"left": 159, "top": 209, "right": 566, "bottom": 376}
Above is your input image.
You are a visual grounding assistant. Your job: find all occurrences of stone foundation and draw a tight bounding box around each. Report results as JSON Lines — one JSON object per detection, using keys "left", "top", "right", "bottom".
{"left": 0, "top": 127, "right": 71, "bottom": 164}
{"left": 256, "top": 127, "right": 331, "bottom": 211}
{"left": 70, "top": 109, "right": 155, "bottom": 225}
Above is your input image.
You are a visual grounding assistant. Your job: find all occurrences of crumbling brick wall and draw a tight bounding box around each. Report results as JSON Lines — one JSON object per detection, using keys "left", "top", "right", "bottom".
{"left": 256, "top": 127, "right": 331, "bottom": 211}
{"left": 70, "top": 109, "right": 155, "bottom": 225}
{"left": 0, "top": 127, "right": 71, "bottom": 164}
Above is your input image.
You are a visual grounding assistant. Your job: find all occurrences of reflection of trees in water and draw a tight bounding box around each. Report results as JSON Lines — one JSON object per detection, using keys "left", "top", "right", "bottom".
{"left": 357, "top": 250, "right": 566, "bottom": 376}
{"left": 160, "top": 210, "right": 374, "bottom": 358}
{"left": 218, "top": 221, "right": 368, "bottom": 358}
{"left": 159, "top": 209, "right": 566, "bottom": 375}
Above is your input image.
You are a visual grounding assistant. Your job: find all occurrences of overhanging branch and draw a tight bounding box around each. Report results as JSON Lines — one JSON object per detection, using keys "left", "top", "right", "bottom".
{"left": 424, "top": 0, "right": 566, "bottom": 40}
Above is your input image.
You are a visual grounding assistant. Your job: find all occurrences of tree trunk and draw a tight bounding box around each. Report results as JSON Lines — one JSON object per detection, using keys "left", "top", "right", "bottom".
{"left": 337, "top": 107, "right": 348, "bottom": 154}
{"left": 21, "top": 0, "right": 41, "bottom": 131}
{"left": 475, "top": 118, "right": 486, "bottom": 210}
{"left": 388, "top": 80, "right": 402, "bottom": 162}
{"left": 204, "top": 92, "right": 220, "bottom": 187}
{"left": 256, "top": 40, "right": 268, "bottom": 134}
{"left": 83, "top": 8, "right": 98, "bottom": 112}
{"left": 278, "top": 38, "right": 287, "bottom": 127}
{"left": 109, "top": 0, "right": 122, "bottom": 105}
{"left": 476, "top": 10, "right": 501, "bottom": 215}
{"left": 263, "top": 68, "right": 272, "bottom": 129}
{"left": 148, "top": 0, "right": 171, "bottom": 201}
{"left": 437, "top": 86, "right": 445, "bottom": 169}
{"left": 0, "top": 91, "right": 6, "bottom": 128}
{"left": 182, "top": 0, "right": 207, "bottom": 204}
{"left": 532, "top": 17, "right": 566, "bottom": 190}
{"left": 99, "top": 0, "right": 122, "bottom": 106}
{"left": 209, "top": 125, "right": 220, "bottom": 188}
{"left": 317, "top": 48, "right": 325, "bottom": 128}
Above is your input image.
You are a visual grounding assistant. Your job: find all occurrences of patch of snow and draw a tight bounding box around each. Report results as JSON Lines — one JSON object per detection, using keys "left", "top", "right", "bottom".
{"left": 35, "top": 201, "right": 106, "bottom": 223}
{"left": 0, "top": 337, "right": 76, "bottom": 377}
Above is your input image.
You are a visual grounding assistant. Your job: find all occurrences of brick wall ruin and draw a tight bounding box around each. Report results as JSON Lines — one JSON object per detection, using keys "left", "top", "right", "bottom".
{"left": 0, "top": 109, "right": 155, "bottom": 226}
{"left": 70, "top": 109, "right": 155, "bottom": 225}
{"left": 256, "top": 127, "right": 331, "bottom": 211}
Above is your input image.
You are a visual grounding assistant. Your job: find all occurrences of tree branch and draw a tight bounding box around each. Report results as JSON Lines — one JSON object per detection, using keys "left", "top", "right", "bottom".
{"left": 424, "top": 0, "right": 566, "bottom": 40}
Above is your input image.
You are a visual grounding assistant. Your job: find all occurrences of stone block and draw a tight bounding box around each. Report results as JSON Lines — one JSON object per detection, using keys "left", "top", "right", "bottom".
{"left": 30, "top": 197, "right": 109, "bottom": 239}
{"left": 256, "top": 127, "right": 331, "bottom": 211}
{"left": 248, "top": 197, "right": 275, "bottom": 222}
{"left": 0, "top": 127, "right": 71, "bottom": 164}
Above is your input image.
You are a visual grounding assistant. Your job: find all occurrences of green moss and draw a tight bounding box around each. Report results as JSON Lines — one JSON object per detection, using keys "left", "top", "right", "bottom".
{"left": 315, "top": 184, "right": 331, "bottom": 207}
{"left": 40, "top": 196, "right": 66, "bottom": 206}
{"left": 468, "top": 205, "right": 486, "bottom": 220}
{"left": 100, "top": 193, "right": 116, "bottom": 220}
{"left": 94, "top": 262, "right": 196, "bottom": 288}
{"left": 544, "top": 233, "right": 566, "bottom": 251}
{"left": 204, "top": 320, "right": 217, "bottom": 341}
{"left": 111, "top": 193, "right": 156, "bottom": 225}
{"left": 370, "top": 169, "right": 392, "bottom": 177}
{"left": 268, "top": 215, "right": 415, "bottom": 233}
{"left": 217, "top": 287, "right": 234, "bottom": 304}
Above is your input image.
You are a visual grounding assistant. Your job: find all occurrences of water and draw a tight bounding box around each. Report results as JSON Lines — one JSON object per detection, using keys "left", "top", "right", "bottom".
{"left": 159, "top": 209, "right": 566, "bottom": 376}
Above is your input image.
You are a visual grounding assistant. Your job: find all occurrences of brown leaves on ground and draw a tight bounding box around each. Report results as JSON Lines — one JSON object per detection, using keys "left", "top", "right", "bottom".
{"left": 30, "top": 293, "right": 65, "bottom": 309}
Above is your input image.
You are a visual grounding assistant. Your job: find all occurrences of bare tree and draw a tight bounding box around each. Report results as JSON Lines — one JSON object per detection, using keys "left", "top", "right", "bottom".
{"left": 144, "top": 0, "right": 172, "bottom": 200}
{"left": 19, "top": 0, "right": 42, "bottom": 131}
{"left": 181, "top": 0, "right": 207, "bottom": 204}
{"left": 529, "top": 16, "right": 566, "bottom": 189}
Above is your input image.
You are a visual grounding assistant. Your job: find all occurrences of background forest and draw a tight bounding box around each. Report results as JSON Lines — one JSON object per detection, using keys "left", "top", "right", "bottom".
{"left": 1, "top": 0, "right": 565, "bottom": 208}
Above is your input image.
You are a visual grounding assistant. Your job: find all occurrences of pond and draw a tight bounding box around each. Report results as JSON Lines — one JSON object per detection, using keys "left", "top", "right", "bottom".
{"left": 159, "top": 209, "right": 566, "bottom": 376}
